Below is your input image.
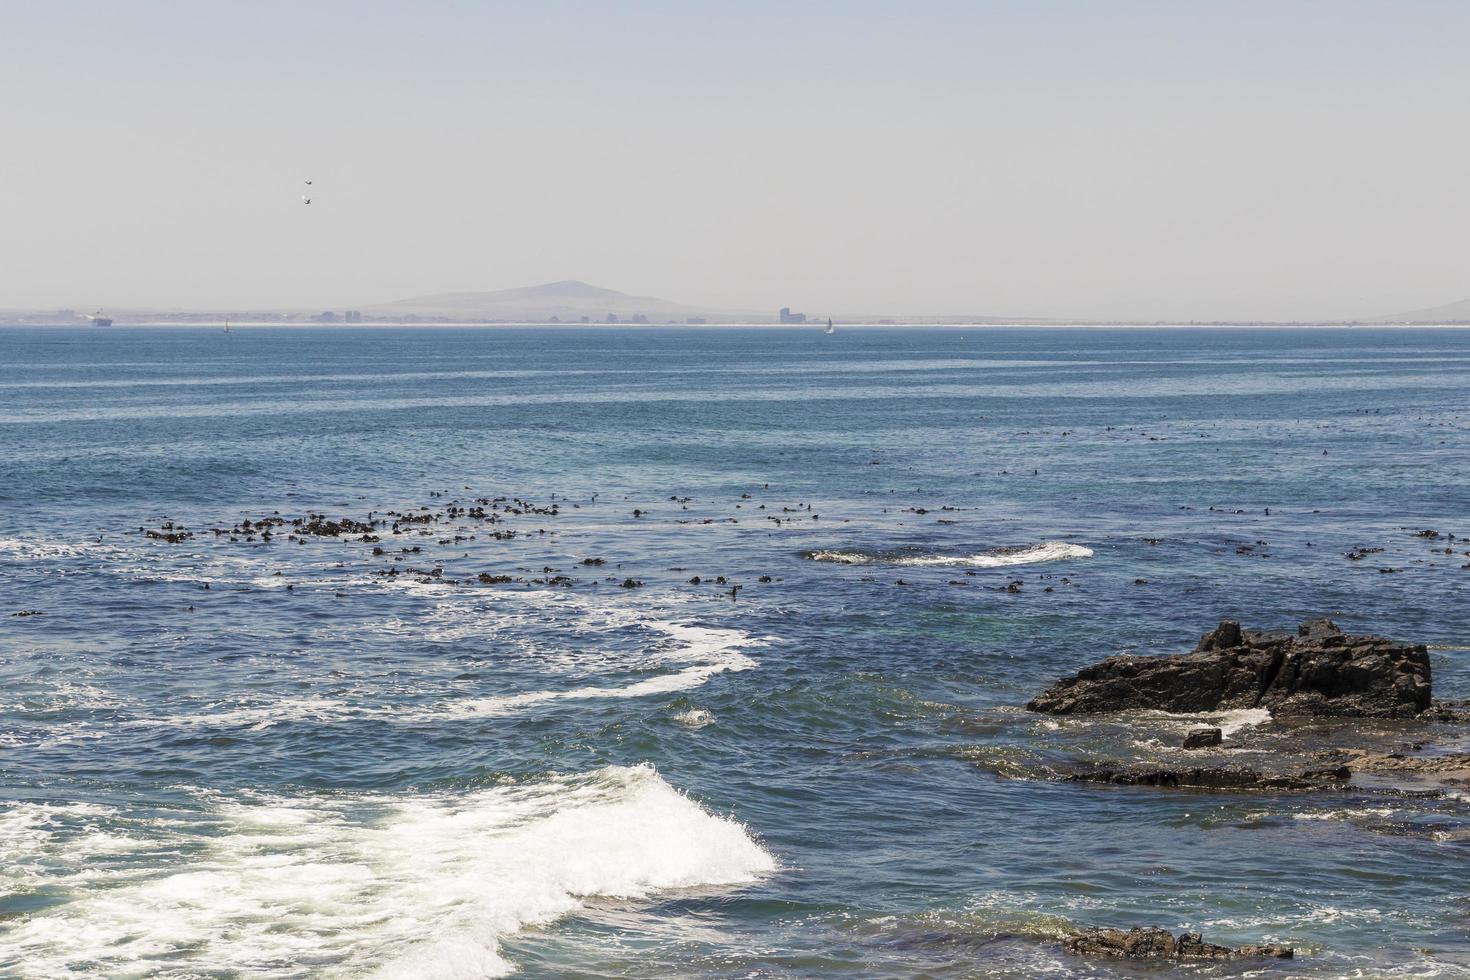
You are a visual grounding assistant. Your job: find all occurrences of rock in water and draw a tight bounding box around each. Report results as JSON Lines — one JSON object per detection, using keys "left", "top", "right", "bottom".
{"left": 1066, "top": 765, "right": 1349, "bottom": 792}
{"left": 1027, "top": 618, "right": 1430, "bottom": 718}
{"left": 1183, "top": 727, "right": 1223, "bottom": 748}
{"left": 1063, "top": 927, "right": 1293, "bottom": 961}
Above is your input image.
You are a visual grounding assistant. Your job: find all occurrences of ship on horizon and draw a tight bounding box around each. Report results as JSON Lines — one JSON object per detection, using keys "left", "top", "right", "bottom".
{"left": 86, "top": 311, "right": 113, "bottom": 327}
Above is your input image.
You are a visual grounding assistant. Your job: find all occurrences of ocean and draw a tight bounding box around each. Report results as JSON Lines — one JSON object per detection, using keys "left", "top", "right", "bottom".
{"left": 1, "top": 324, "right": 1468, "bottom": 977}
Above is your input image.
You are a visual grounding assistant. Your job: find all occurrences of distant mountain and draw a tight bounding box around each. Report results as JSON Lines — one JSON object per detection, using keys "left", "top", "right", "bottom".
{"left": 363, "top": 280, "right": 723, "bottom": 322}
{"left": 1368, "top": 297, "right": 1470, "bottom": 323}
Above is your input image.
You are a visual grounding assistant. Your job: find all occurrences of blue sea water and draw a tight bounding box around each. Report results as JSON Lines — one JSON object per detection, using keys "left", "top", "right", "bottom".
{"left": 1, "top": 324, "right": 1468, "bottom": 977}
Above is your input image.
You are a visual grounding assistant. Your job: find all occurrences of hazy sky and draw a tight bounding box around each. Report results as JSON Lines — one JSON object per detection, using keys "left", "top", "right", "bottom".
{"left": 4, "top": 1, "right": 1468, "bottom": 320}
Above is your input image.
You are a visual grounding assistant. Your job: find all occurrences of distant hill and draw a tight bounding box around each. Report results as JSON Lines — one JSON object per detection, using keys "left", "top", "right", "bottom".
{"left": 1368, "top": 297, "right": 1470, "bottom": 323}
{"left": 363, "top": 280, "right": 726, "bottom": 322}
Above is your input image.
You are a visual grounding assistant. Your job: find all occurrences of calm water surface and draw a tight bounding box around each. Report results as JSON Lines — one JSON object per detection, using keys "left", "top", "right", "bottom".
{"left": 2, "top": 325, "right": 1468, "bottom": 977}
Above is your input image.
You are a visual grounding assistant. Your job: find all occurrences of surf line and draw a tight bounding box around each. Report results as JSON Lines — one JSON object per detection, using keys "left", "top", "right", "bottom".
{"left": 806, "top": 540, "right": 1094, "bottom": 568}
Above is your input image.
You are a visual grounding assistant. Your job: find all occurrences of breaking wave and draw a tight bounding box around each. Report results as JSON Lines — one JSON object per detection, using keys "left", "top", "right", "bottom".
{"left": 0, "top": 765, "right": 775, "bottom": 978}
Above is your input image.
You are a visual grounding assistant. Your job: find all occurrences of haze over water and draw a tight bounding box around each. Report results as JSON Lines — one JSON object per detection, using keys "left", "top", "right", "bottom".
{"left": 2, "top": 324, "right": 1469, "bottom": 976}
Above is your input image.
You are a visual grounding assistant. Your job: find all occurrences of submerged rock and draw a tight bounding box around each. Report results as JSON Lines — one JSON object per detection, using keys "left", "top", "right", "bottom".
{"left": 1063, "top": 926, "right": 1292, "bottom": 961}
{"left": 1027, "top": 618, "right": 1430, "bottom": 719}
{"left": 1319, "top": 748, "right": 1470, "bottom": 791}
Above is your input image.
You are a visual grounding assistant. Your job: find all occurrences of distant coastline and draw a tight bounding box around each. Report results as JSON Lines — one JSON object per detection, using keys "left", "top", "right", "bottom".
{"left": 10, "top": 279, "right": 1467, "bottom": 330}
{"left": 5, "top": 318, "right": 1470, "bottom": 329}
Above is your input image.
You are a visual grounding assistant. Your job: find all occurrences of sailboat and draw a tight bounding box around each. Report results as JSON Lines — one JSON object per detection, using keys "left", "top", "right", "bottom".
{"left": 223, "top": 317, "right": 231, "bottom": 334}
{"left": 823, "top": 317, "right": 835, "bottom": 336}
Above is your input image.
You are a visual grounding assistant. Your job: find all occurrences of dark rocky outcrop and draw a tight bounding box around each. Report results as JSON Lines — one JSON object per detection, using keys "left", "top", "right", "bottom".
{"left": 1063, "top": 926, "right": 1292, "bottom": 961}
{"left": 1028, "top": 619, "right": 1430, "bottom": 719}
{"left": 1067, "top": 765, "right": 1349, "bottom": 793}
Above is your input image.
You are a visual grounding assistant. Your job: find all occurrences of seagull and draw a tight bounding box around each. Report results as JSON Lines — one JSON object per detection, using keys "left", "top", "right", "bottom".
{"left": 302, "top": 196, "right": 312, "bottom": 205}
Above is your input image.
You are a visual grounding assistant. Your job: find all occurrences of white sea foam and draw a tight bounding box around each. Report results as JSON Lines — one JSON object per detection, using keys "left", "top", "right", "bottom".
{"left": 430, "top": 622, "right": 757, "bottom": 720}
{"left": 1293, "top": 807, "right": 1397, "bottom": 822}
{"left": 1137, "top": 706, "right": 1273, "bottom": 738}
{"left": 126, "top": 618, "right": 760, "bottom": 731}
{"left": 674, "top": 708, "right": 716, "bottom": 728}
{"left": 807, "top": 541, "right": 1093, "bottom": 568}
{"left": 1207, "top": 707, "right": 1274, "bottom": 737}
{"left": 129, "top": 696, "right": 355, "bottom": 732}
{"left": 0, "top": 536, "right": 115, "bottom": 562}
{"left": 0, "top": 801, "right": 124, "bottom": 860}
{"left": 0, "top": 765, "right": 775, "bottom": 978}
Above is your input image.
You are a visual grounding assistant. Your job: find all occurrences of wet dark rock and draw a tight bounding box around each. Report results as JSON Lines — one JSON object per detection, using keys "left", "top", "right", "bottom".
{"left": 1421, "top": 699, "right": 1470, "bottom": 723}
{"left": 1197, "top": 620, "right": 1242, "bottom": 651}
{"left": 1027, "top": 618, "right": 1431, "bottom": 719}
{"left": 1067, "top": 765, "right": 1349, "bottom": 792}
{"left": 619, "top": 578, "right": 643, "bottom": 588}
{"left": 11, "top": 609, "right": 44, "bottom": 617}
{"left": 1183, "top": 727, "right": 1222, "bottom": 749}
{"left": 1062, "top": 927, "right": 1292, "bottom": 961}
{"left": 477, "top": 573, "right": 513, "bottom": 584}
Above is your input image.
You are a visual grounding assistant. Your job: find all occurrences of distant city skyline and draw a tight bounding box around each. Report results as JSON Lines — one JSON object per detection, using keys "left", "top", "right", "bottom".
{"left": 3, "top": 1, "right": 1468, "bottom": 321}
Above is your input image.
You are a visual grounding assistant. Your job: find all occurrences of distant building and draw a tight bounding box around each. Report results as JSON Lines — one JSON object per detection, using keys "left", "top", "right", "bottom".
{"left": 606, "top": 313, "right": 619, "bottom": 323}
{"left": 343, "top": 310, "right": 363, "bottom": 323}
{"left": 580, "top": 316, "right": 590, "bottom": 323}
{"left": 630, "top": 313, "right": 649, "bottom": 324}
{"left": 779, "top": 307, "right": 807, "bottom": 324}
{"left": 686, "top": 316, "right": 707, "bottom": 325}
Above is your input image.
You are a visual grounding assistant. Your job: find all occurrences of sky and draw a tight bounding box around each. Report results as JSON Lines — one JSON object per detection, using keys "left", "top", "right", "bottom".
{"left": 3, "top": 0, "right": 1468, "bottom": 320}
